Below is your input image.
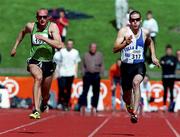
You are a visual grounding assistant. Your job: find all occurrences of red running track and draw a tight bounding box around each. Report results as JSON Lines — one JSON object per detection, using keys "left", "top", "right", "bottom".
{"left": 0, "top": 109, "right": 179, "bottom": 137}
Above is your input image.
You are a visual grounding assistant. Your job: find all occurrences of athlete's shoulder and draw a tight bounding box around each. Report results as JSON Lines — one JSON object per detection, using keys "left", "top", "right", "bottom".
{"left": 141, "top": 27, "right": 149, "bottom": 35}
{"left": 119, "top": 26, "right": 129, "bottom": 33}
{"left": 25, "top": 22, "right": 34, "bottom": 32}
{"left": 49, "top": 22, "right": 58, "bottom": 28}
{"left": 49, "top": 22, "right": 59, "bottom": 33}
{"left": 117, "top": 26, "right": 129, "bottom": 38}
{"left": 141, "top": 27, "right": 150, "bottom": 41}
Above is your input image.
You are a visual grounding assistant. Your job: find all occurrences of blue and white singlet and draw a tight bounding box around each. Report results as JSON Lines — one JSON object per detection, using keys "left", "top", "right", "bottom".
{"left": 121, "top": 27, "right": 145, "bottom": 64}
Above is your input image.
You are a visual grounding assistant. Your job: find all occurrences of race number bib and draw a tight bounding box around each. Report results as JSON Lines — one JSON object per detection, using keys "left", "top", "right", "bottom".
{"left": 131, "top": 50, "right": 142, "bottom": 59}
{"left": 32, "top": 33, "right": 48, "bottom": 45}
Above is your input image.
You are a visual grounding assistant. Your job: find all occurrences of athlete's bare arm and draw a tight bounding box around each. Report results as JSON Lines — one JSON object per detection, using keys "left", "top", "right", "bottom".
{"left": 143, "top": 29, "right": 160, "bottom": 67}
{"left": 10, "top": 22, "right": 33, "bottom": 57}
{"left": 113, "top": 27, "right": 132, "bottom": 53}
{"left": 35, "top": 22, "right": 63, "bottom": 49}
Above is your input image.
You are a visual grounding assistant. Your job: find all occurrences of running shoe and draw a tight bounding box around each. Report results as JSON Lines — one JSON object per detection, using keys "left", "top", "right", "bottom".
{"left": 29, "top": 110, "right": 40, "bottom": 119}
{"left": 130, "top": 113, "right": 138, "bottom": 124}
{"left": 126, "top": 104, "right": 134, "bottom": 114}
{"left": 40, "top": 102, "right": 49, "bottom": 113}
{"left": 40, "top": 95, "right": 50, "bottom": 113}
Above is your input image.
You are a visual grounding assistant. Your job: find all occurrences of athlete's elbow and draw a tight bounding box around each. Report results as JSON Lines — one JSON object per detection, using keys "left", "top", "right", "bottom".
{"left": 113, "top": 47, "right": 120, "bottom": 53}
{"left": 56, "top": 42, "right": 64, "bottom": 49}
{"left": 113, "top": 48, "right": 117, "bottom": 53}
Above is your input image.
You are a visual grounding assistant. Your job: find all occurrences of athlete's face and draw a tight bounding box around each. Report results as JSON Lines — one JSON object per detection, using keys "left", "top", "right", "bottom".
{"left": 36, "top": 9, "right": 49, "bottom": 26}
{"left": 130, "top": 13, "right": 141, "bottom": 30}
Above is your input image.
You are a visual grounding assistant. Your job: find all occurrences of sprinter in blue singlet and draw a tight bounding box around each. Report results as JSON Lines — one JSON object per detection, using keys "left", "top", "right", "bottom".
{"left": 113, "top": 10, "right": 160, "bottom": 123}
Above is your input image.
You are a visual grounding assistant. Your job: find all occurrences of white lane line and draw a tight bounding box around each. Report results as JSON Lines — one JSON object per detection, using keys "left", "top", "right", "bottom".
{"left": 88, "top": 116, "right": 111, "bottom": 137}
{"left": 164, "top": 118, "right": 180, "bottom": 137}
{"left": 0, "top": 115, "right": 56, "bottom": 135}
{"left": 160, "top": 112, "right": 180, "bottom": 137}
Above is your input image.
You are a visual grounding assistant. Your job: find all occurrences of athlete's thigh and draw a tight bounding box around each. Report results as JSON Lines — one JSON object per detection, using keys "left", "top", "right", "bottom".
{"left": 42, "top": 61, "right": 56, "bottom": 78}
{"left": 29, "top": 64, "right": 43, "bottom": 79}
{"left": 121, "top": 63, "right": 134, "bottom": 91}
{"left": 132, "top": 63, "right": 146, "bottom": 84}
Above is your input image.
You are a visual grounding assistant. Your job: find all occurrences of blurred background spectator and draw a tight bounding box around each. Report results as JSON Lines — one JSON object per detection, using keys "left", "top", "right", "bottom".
{"left": 175, "top": 49, "right": 180, "bottom": 80}
{"left": 160, "top": 44, "right": 177, "bottom": 112}
{"left": 53, "top": 39, "right": 81, "bottom": 111}
{"left": 48, "top": 8, "right": 69, "bottom": 43}
{"left": 115, "top": 0, "right": 128, "bottom": 30}
{"left": 109, "top": 58, "right": 124, "bottom": 111}
{"left": 56, "top": 9, "right": 69, "bottom": 43}
{"left": 78, "top": 43, "right": 104, "bottom": 115}
{"left": 174, "top": 49, "right": 180, "bottom": 113}
{"left": 142, "top": 10, "right": 159, "bottom": 68}
{"left": 126, "top": 7, "right": 134, "bottom": 26}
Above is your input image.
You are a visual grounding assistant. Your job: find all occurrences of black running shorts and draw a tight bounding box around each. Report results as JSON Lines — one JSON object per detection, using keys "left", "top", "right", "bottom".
{"left": 121, "top": 62, "right": 146, "bottom": 91}
{"left": 27, "top": 58, "right": 56, "bottom": 77}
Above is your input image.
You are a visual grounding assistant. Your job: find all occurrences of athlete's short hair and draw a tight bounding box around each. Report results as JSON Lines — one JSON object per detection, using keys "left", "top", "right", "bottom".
{"left": 36, "top": 8, "right": 48, "bottom": 17}
{"left": 129, "top": 10, "right": 141, "bottom": 20}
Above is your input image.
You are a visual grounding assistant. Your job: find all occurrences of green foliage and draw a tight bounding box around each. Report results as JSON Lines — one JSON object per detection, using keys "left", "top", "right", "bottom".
{"left": 0, "top": 0, "right": 179, "bottom": 78}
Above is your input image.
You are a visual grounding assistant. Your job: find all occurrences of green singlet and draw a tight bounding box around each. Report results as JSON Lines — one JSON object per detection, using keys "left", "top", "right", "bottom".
{"left": 30, "top": 22, "right": 55, "bottom": 61}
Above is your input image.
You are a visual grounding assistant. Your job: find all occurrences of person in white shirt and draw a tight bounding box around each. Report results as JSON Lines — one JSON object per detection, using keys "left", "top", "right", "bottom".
{"left": 143, "top": 10, "right": 159, "bottom": 67}
{"left": 53, "top": 39, "right": 81, "bottom": 110}
{"left": 143, "top": 10, "right": 159, "bottom": 44}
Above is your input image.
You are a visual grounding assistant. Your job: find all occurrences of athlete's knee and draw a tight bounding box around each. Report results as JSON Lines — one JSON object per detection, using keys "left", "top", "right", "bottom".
{"left": 133, "top": 80, "right": 141, "bottom": 89}
{"left": 34, "top": 75, "right": 43, "bottom": 83}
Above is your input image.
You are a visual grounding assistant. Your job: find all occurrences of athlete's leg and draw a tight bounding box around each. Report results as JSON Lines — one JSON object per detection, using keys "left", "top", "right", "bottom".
{"left": 121, "top": 72, "right": 134, "bottom": 113}
{"left": 29, "top": 64, "right": 43, "bottom": 112}
{"left": 41, "top": 75, "right": 53, "bottom": 105}
{"left": 123, "top": 89, "right": 134, "bottom": 113}
{"left": 123, "top": 90, "right": 133, "bottom": 106}
{"left": 132, "top": 74, "right": 143, "bottom": 114}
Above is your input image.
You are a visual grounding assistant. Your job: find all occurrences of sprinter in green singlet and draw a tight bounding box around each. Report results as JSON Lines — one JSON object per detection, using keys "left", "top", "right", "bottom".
{"left": 10, "top": 8, "right": 63, "bottom": 119}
